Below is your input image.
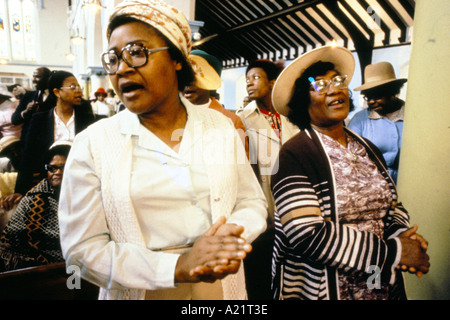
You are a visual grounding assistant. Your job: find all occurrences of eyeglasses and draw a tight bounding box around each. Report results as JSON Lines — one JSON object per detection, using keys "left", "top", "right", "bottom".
{"left": 60, "top": 84, "right": 83, "bottom": 91}
{"left": 101, "top": 43, "right": 169, "bottom": 75}
{"left": 45, "top": 164, "right": 65, "bottom": 173}
{"left": 309, "top": 75, "right": 348, "bottom": 93}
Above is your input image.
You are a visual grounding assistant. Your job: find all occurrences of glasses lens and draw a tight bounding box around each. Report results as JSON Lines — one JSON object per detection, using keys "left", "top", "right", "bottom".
{"left": 312, "top": 80, "right": 329, "bottom": 93}
{"left": 332, "top": 75, "right": 347, "bottom": 89}
{"left": 102, "top": 52, "right": 119, "bottom": 74}
{"left": 123, "top": 45, "right": 147, "bottom": 68}
{"left": 70, "top": 84, "right": 82, "bottom": 91}
{"left": 46, "top": 164, "right": 64, "bottom": 173}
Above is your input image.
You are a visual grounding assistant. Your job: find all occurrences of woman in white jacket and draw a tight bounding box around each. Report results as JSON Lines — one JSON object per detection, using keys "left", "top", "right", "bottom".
{"left": 58, "top": 0, "right": 267, "bottom": 300}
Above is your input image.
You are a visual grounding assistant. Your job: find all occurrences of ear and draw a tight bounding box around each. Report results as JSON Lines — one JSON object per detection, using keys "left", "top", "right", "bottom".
{"left": 269, "top": 79, "right": 276, "bottom": 90}
{"left": 175, "top": 61, "right": 182, "bottom": 71}
{"left": 53, "top": 88, "right": 60, "bottom": 99}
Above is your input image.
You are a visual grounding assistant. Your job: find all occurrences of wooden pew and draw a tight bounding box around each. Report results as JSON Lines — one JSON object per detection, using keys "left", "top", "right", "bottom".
{"left": 0, "top": 262, "right": 99, "bottom": 300}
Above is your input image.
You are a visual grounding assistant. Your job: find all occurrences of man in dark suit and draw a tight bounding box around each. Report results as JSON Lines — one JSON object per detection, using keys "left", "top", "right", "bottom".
{"left": 11, "top": 67, "right": 52, "bottom": 141}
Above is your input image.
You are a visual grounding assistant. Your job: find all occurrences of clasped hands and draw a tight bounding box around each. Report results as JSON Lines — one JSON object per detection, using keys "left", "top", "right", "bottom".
{"left": 398, "top": 225, "right": 430, "bottom": 277}
{"left": 175, "top": 216, "right": 251, "bottom": 284}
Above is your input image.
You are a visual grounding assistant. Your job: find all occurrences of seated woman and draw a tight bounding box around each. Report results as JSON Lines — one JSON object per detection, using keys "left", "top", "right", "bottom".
{"left": 270, "top": 45, "right": 429, "bottom": 300}
{"left": 58, "top": 0, "right": 267, "bottom": 300}
{"left": 0, "top": 142, "right": 71, "bottom": 272}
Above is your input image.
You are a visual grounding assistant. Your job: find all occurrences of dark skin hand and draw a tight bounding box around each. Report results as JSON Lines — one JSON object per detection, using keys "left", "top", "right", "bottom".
{"left": 175, "top": 216, "right": 252, "bottom": 284}
{"left": 0, "top": 193, "right": 22, "bottom": 210}
{"left": 398, "top": 225, "right": 430, "bottom": 277}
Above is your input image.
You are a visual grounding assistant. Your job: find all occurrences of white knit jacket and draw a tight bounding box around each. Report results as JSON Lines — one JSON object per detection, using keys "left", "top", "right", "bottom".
{"left": 59, "top": 98, "right": 267, "bottom": 300}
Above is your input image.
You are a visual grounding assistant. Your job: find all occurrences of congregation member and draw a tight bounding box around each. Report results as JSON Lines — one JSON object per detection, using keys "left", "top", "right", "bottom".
{"left": 11, "top": 67, "right": 52, "bottom": 141}
{"left": 8, "top": 71, "right": 95, "bottom": 206}
{"left": 58, "top": 0, "right": 267, "bottom": 300}
{"left": 236, "top": 59, "right": 299, "bottom": 299}
{"left": 270, "top": 45, "right": 429, "bottom": 300}
{"left": 183, "top": 49, "right": 248, "bottom": 158}
{"left": 348, "top": 61, "right": 408, "bottom": 183}
{"left": 0, "top": 142, "right": 71, "bottom": 271}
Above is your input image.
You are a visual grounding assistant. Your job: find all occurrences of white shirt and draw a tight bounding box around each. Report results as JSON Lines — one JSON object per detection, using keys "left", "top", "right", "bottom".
{"left": 53, "top": 109, "right": 75, "bottom": 142}
{"left": 93, "top": 100, "right": 113, "bottom": 117}
{"left": 59, "top": 99, "right": 267, "bottom": 294}
{"left": 131, "top": 117, "right": 212, "bottom": 250}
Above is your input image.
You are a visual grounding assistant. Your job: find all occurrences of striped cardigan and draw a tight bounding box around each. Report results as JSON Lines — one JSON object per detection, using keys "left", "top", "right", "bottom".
{"left": 271, "top": 128, "right": 409, "bottom": 300}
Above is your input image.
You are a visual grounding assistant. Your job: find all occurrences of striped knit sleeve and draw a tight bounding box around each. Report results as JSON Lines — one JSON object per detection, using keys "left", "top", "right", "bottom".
{"left": 272, "top": 150, "right": 400, "bottom": 285}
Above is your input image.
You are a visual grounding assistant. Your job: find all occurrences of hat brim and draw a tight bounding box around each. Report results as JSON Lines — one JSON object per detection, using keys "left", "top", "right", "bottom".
{"left": 354, "top": 78, "right": 407, "bottom": 91}
{"left": 272, "top": 46, "right": 355, "bottom": 116}
{"left": 189, "top": 55, "right": 222, "bottom": 91}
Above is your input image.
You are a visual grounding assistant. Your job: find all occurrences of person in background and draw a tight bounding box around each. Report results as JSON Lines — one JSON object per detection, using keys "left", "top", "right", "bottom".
{"left": 236, "top": 58, "right": 299, "bottom": 299}
{"left": 0, "top": 87, "right": 23, "bottom": 139}
{"left": 0, "top": 136, "right": 22, "bottom": 173}
{"left": 348, "top": 62, "right": 407, "bottom": 184}
{"left": 7, "top": 84, "right": 27, "bottom": 101}
{"left": 242, "top": 96, "right": 251, "bottom": 108}
{"left": 11, "top": 67, "right": 52, "bottom": 141}
{"left": 183, "top": 49, "right": 248, "bottom": 158}
{"left": 106, "top": 88, "right": 121, "bottom": 114}
{"left": 270, "top": 45, "right": 429, "bottom": 300}
{"left": 0, "top": 142, "right": 71, "bottom": 271}
{"left": 5, "top": 71, "right": 95, "bottom": 209}
{"left": 58, "top": 0, "right": 267, "bottom": 301}
{"left": 92, "top": 87, "right": 114, "bottom": 119}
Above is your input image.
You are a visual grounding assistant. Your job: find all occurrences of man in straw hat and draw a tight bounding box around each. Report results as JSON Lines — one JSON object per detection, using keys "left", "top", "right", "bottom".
{"left": 348, "top": 61, "right": 407, "bottom": 183}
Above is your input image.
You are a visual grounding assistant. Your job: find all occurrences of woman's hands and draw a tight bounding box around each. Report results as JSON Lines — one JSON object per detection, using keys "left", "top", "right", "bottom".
{"left": 175, "top": 216, "right": 252, "bottom": 284}
{"left": 398, "top": 225, "right": 430, "bottom": 277}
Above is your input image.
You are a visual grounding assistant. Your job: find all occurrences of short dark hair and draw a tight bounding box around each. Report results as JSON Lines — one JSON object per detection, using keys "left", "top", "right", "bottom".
{"left": 246, "top": 59, "right": 284, "bottom": 81}
{"left": 287, "top": 61, "right": 355, "bottom": 130}
{"left": 107, "top": 16, "right": 195, "bottom": 91}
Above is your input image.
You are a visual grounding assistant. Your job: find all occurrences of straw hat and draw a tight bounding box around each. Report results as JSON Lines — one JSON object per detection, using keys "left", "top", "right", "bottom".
{"left": 272, "top": 45, "right": 355, "bottom": 116}
{"left": 188, "top": 54, "right": 222, "bottom": 91}
{"left": 354, "top": 61, "right": 407, "bottom": 91}
{"left": 0, "top": 136, "right": 21, "bottom": 155}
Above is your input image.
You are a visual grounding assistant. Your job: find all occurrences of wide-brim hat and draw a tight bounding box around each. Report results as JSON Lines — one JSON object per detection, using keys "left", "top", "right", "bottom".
{"left": 188, "top": 54, "right": 222, "bottom": 91}
{"left": 0, "top": 135, "right": 21, "bottom": 155}
{"left": 272, "top": 45, "right": 355, "bottom": 116}
{"left": 354, "top": 61, "right": 407, "bottom": 91}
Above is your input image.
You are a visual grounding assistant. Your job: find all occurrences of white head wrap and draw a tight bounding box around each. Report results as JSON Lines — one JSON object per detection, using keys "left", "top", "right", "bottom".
{"left": 107, "top": 0, "right": 192, "bottom": 57}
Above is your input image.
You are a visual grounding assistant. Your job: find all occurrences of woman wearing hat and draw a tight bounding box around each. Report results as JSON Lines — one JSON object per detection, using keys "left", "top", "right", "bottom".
{"left": 270, "top": 46, "right": 429, "bottom": 300}
{"left": 58, "top": 0, "right": 267, "bottom": 300}
{"left": 92, "top": 87, "right": 114, "bottom": 118}
{"left": 348, "top": 62, "right": 407, "bottom": 183}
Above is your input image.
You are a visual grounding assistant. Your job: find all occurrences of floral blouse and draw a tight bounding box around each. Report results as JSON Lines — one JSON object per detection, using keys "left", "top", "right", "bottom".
{"left": 319, "top": 132, "right": 392, "bottom": 300}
